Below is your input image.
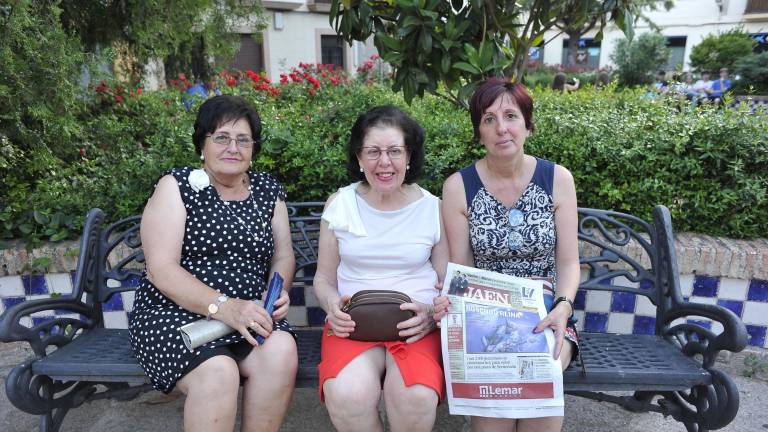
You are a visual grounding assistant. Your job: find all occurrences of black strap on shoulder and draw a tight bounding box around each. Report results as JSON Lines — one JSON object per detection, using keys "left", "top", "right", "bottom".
{"left": 459, "top": 163, "right": 483, "bottom": 210}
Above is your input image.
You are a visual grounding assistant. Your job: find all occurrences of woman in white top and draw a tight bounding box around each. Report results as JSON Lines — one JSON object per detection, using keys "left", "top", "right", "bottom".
{"left": 313, "top": 105, "right": 448, "bottom": 432}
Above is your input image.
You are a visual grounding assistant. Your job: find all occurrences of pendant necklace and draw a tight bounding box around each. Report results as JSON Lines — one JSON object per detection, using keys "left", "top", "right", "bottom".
{"left": 216, "top": 175, "right": 267, "bottom": 242}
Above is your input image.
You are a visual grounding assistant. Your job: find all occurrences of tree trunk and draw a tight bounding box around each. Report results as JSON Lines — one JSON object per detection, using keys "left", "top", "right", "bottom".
{"left": 566, "top": 29, "right": 581, "bottom": 67}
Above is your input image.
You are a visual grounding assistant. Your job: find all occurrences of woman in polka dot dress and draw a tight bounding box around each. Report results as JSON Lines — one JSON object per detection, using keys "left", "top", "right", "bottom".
{"left": 129, "top": 95, "right": 297, "bottom": 432}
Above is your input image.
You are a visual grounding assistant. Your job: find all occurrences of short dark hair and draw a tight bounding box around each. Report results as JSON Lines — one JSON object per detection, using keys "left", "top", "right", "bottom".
{"left": 469, "top": 77, "right": 535, "bottom": 140}
{"left": 551, "top": 72, "right": 567, "bottom": 91}
{"left": 346, "top": 105, "right": 425, "bottom": 184}
{"left": 192, "top": 95, "right": 262, "bottom": 159}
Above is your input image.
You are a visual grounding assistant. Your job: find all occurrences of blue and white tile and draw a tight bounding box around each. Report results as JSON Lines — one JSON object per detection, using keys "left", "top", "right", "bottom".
{"left": 610, "top": 292, "right": 636, "bottom": 313}
{"left": 692, "top": 275, "right": 719, "bottom": 297}
{"left": 307, "top": 307, "right": 327, "bottom": 327}
{"left": 46, "top": 273, "right": 73, "bottom": 295}
{"left": 747, "top": 279, "right": 768, "bottom": 302}
{"left": 607, "top": 312, "right": 634, "bottom": 334}
{"left": 745, "top": 325, "right": 766, "bottom": 348}
{"left": 304, "top": 286, "right": 321, "bottom": 308}
{"left": 716, "top": 299, "right": 744, "bottom": 317}
{"left": 0, "top": 276, "right": 24, "bottom": 297}
{"left": 287, "top": 306, "right": 308, "bottom": 327}
{"left": 22, "top": 274, "right": 49, "bottom": 296}
{"left": 718, "top": 278, "right": 749, "bottom": 301}
{"left": 121, "top": 291, "right": 136, "bottom": 312}
{"left": 612, "top": 276, "right": 638, "bottom": 289}
{"left": 742, "top": 301, "right": 768, "bottom": 325}
{"left": 585, "top": 290, "right": 612, "bottom": 313}
{"left": 583, "top": 312, "right": 609, "bottom": 333}
{"left": 710, "top": 320, "right": 724, "bottom": 335}
{"left": 103, "top": 311, "right": 129, "bottom": 329}
{"left": 632, "top": 315, "right": 656, "bottom": 335}
{"left": 679, "top": 274, "right": 694, "bottom": 297}
{"left": 689, "top": 296, "right": 717, "bottom": 306}
{"left": 19, "top": 316, "right": 33, "bottom": 328}
{"left": 635, "top": 295, "right": 656, "bottom": 316}
{"left": 572, "top": 311, "right": 585, "bottom": 331}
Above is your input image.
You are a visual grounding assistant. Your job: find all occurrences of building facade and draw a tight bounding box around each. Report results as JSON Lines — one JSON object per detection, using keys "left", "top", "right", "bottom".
{"left": 537, "top": 0, "right": 768, "bottom": 71}
{"left": 228, "top": 0, "right": 376, "bottom": 78}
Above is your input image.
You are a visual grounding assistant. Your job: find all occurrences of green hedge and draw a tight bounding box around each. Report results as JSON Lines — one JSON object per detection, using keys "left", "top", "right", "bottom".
{"left": 2, "top": 70, "right": 766, "bottom": 246}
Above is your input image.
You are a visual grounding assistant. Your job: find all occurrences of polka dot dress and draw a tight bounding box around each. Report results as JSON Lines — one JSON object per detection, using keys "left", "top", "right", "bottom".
{"left": 129, "top": 167, "right": 294, "bottom": 393}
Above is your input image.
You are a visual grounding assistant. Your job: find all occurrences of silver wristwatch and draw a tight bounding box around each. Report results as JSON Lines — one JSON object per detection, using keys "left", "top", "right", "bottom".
{"left": 206, "top": 294, "right": 229, "bottom": 320}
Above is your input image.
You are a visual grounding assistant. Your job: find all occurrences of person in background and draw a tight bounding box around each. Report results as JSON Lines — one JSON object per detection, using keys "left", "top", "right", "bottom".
{"left": 434, "top": 78, "right": 580, "bottom": 432}
{"left": 653, "top": 70, "right": 669, "bottom": 94}
{"left": 551, "top": 72, "right": 579, "bottom": 93}
{"left": 692, "top": 71, "right": 713, "bottom": 103}
{"left": 313, "top": 105, "right": 448, "bottom": 432}
{"left": 595, "top": 71, "right": 611, "bottom": 89}
{"left": 708, "top": 67, "right": 732, "bottom": 104}
{"left": 129, "top": 95, "right": 297, "bottom": 432}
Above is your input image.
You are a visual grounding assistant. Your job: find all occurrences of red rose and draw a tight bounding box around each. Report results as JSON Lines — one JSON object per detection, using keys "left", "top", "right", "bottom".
{"left": 114, "top": 95, "right": 123, "bottom": 103}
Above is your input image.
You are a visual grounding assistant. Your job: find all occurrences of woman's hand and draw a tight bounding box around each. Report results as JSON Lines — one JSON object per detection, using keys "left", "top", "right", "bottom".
{"left": 398, "top": 301, "right": 437, "bottom": 344}
{"left": 432, "top": 295, "right": 450, "bottom": 326}
{"left": 217, "top": 298, "right": 273, "bottom": 346}
{"left": 271, "top": 289, "right": 291, "bottom": 321}
{"left": 533, "top": 301, "right": 572, "bottom": 360}
{"left": 327, "top": 295, "right": 355, "bottom": 338}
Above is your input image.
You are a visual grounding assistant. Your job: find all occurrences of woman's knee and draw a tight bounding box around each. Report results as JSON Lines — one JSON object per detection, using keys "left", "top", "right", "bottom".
{"left": 240, "top": 332, "right": 297, "bottom": 377}
{"left": 324, "top": 374, "right": 382, "bottom": 414}
{"left": 178, "top": 355, "right": 240, "bottom": 395}
{"left": 385, "top": 381, "right": 437, "bottom": 412}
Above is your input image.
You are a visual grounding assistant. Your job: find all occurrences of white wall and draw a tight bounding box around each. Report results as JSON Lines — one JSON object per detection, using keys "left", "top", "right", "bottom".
{"left": 540, "top": 0, "right": 767, "bottom": 71}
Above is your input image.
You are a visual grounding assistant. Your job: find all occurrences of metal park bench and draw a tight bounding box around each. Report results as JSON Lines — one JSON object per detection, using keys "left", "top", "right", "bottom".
{"left": 0, "top": 204, "right": 747, "bottom": 432}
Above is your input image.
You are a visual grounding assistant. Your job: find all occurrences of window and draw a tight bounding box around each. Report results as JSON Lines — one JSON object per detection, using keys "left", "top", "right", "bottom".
{"left": 561, "top": 38, "right": 601, "bottom": 69}
{"left": 321, "top": 35, "right": 345, "bottom": 68}
{"left": 665, "top": 37, "right": 687, "bottom": 71}
{"left": 229, "top": 34, "right": 264, "bottom": 73}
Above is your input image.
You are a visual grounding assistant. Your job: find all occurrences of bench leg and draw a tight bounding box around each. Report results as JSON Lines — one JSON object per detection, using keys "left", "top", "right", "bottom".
{"left": 657, "top": 368, "right": 740, "bottom": 432}
{"left": 38, "top": 380, "right": 70, "bottom": 432}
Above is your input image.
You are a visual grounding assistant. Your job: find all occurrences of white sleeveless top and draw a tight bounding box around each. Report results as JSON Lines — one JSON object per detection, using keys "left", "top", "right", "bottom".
{"left": 322, "top": 182, "right": 441, "bottom": 305}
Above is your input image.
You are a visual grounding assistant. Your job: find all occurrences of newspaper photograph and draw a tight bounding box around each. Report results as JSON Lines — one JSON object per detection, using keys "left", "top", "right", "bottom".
{"left": 441, "top": 263, "right": 564, "bottom": 418}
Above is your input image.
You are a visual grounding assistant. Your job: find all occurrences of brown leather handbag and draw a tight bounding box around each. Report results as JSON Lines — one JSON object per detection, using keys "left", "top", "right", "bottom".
{"left": 342, "top": 290, "right": 415, "bottom": 342}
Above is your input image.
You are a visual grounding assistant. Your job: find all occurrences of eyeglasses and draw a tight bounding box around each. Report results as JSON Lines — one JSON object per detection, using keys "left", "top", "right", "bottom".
{"left": 360, "top": 146, "right": 406, "bottom": 160}
{"left": 208, "top": 133, "right": 255, "bottom": 149}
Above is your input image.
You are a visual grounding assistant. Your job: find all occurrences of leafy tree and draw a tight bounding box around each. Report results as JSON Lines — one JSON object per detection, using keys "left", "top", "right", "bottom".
{"left": 555, "top": 0, "right": 673, "bottom": 67}
{"left": 57, "top": 0, "right": 265, "bottom": 81}
{"left": 733, "top": 52, "right": 768, "bottom": 93}
{"left": 329, "top": 0, "right": 663, "bottom": 105}
{"left": 689, "top": 28, "right": 754, "bottom": 74}
{"left": 610, "top": 31, "right": 671, "bottom": 86}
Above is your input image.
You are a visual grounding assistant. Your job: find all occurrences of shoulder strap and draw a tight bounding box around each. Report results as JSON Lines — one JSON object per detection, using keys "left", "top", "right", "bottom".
{"left": 459, "top": 163, "right": 483, "bottom": 209}
{"left": 530, "top": 158, "right": 555, "bottom": 196}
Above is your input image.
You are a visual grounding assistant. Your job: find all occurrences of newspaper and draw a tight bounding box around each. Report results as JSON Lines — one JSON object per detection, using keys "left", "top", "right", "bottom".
{"left": 441, "top": 263, "right": 564, "bottom": 418}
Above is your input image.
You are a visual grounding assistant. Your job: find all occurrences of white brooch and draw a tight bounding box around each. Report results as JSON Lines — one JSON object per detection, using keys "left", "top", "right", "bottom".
{"left": 188, "top": 169, "right": 211, "bottom": 192}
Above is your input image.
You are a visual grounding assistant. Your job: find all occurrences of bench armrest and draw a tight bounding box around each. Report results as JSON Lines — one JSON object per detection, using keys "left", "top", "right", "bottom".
{"left": 0, "top": 296, "right": 97, "bottom": 357}
{"left": 662, "top": 301, "right": 747, "bottom": 368}
{"left": 0, "top": 208, "right": 105, "bottom": 357}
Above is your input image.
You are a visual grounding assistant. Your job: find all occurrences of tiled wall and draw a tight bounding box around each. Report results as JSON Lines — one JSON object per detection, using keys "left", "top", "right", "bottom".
{"left": 1, "top": 271, "right": 767, "bottom": 348}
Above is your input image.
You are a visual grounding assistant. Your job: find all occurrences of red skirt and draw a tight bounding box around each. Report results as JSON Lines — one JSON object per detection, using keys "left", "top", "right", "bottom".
{"left": 318, "top": 322, "right": 445, "bottom": 402}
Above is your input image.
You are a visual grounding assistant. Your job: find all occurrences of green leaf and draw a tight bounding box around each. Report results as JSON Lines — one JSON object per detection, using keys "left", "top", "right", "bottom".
{"left": 453, "top": 62, "right": 481, "bottom": 74}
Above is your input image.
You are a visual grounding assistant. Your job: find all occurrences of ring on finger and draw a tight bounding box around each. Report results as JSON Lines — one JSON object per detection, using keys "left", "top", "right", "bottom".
{"left": 249, "top": 320, "right": 257, "bottom": 328}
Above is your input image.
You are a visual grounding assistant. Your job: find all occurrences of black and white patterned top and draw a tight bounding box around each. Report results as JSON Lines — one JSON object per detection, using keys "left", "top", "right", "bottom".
{"left": 460, "top": 158, "right": 557, "bottom": 281}
{"left": 128, "top": 167, "right": 292, "bottom": 393}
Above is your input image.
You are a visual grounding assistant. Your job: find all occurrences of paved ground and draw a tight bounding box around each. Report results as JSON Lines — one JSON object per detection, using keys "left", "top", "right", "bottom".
{"left": 1, "top": 342, "right": 767, "bottom": 432}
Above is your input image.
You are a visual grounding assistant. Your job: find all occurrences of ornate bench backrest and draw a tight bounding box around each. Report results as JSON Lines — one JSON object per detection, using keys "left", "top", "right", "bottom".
{"left": 94, "top": 202, "right": 326, "bottom": 309}
{"left": 576, "top": 207, "right": 672, "bottom": 331}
